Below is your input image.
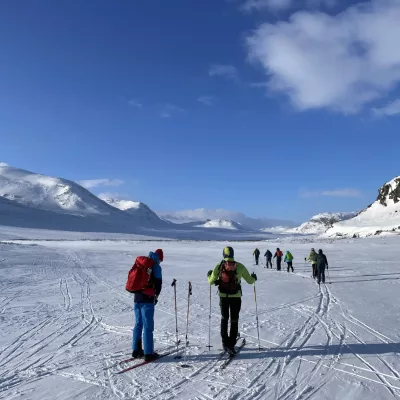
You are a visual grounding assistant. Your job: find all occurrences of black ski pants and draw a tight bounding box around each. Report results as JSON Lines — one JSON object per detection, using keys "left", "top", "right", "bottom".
{"left": 312, "top": 264, "right": 317, "bottom": 279}
{"left": 287, "top": 261, "right": 294, "bottom": 272}
{"left": 266, "top": 258, "right": 272, "bottom": 268}
{"left": 317, "top": 265, "right": 326, "bottom": 284}
{"left": 220, "top": 297, "right": 241, "bottom": 349}
{"left": 255, "top": 256, "right": 259, "bottom": 265}
{"left": 276, "top": 257, "right": 282, "bottom": 271}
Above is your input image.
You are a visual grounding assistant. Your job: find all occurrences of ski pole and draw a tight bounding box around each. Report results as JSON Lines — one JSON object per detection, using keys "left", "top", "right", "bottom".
{"left": 206, "top": 284, "right": 213, "bottom": 351}
{"left": 253, "top": 280, "right": 262, "bottom": 351}
{"left": 171, "top": 279, "right": 182, "bottom": 359}
{"left": 181, "top": 281, "right": 192, "bottom": 367}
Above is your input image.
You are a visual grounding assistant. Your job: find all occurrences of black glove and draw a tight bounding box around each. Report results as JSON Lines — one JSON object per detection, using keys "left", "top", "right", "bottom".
{"left": 304, "top": 258, "right": 306, "bottom": 261}
{"left": 326, "top": 265, "right": 329, "bottom": 269}
{"left": 251, "top": 273, "right": 257, "bottom": 281}
{"left": 214, "top": 279, "right": 220, "bottom": 286}
{"left": 154, "top": 297, "right": 158, "bottom": 305}
{"left": 207, "top": 270, "right": 213, "bottom": 277}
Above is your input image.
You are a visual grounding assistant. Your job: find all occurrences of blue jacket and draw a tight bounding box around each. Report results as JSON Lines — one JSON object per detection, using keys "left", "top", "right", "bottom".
{"left": 134, "top": 251, "right": 163, "bottom": 303}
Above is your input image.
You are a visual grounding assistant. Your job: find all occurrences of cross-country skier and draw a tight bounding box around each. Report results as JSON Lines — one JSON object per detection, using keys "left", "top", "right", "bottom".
{"left": 264, "top": 249, "right": 273, "bottom": 268}
{"left": 207, "top": 246, "right": 257, "bottom": 355}
{"left": 273, "top": 248, "right": 283, "bottom": 271}
{"left": 253, "top": 248, "right": 261, "bottom": 265}
{"left": 305, "top": 248, "right": 318, "bottom": 279}
{"left": 132, "top": 249, "right": 163, "bottom": 361}
{"left": 317, "top": 249, "right": 329, "bottom": 285}
{"left": 284, "top": 251, "right": 294, "bottom": 272}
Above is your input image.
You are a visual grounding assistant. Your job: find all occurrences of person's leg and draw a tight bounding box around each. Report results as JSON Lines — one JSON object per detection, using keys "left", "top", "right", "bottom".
{"left": 287, "top": 262, "right": 289, "bottom": 273}
{"left": 317, "top": 267, "right": 322, "bottom": 284}
{"left": 132, "top": 303, "right": 143, "bottom": 352}
{"left": 229, "top": 297, "right": 242, "bottom": 349}
{"left": 219, "top": 297, "right": 230, "bottom": 349}
{"left": 290, "top": 262, "right": 294, "bottom": 272}
{"left": 142, "top": 303, "right": 155, "bottom": 355}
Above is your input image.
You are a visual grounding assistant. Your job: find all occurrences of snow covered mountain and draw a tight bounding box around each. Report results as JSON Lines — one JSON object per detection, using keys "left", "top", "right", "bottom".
{"left": 100, "top": 197, "right": 165, "bottom": 226}
{"left": 0, "top": 164, "right": 163, "bottom": 233}
{"left": 0, "top": 164, "right": 119, "bottom": 216}
{"left": 288, "top": 212, "right": 357, "bottom": 235}
{"left": 325, "top": 176, "right": 400, "bottom": 238}
{"left": 194, "top": 219, "right": 246, "bottom": 230}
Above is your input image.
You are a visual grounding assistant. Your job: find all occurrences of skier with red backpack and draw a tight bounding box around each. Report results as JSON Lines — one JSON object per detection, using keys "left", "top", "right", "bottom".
{"left": 207, "top": 246, "right": 257, "bottom": 355}
{"left": 273, "top": 248, "right": 283, "bottom": 271}
{"left": 126, "top": 249, "right": 163, "bottom": 361}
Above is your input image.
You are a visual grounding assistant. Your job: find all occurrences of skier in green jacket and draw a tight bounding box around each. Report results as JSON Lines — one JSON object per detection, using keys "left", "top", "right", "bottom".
{"left": 207, "top": 246, "right": 257, "bottom": 355}
{"left": 305, "top": 248, "right": 318, "bottom": 279}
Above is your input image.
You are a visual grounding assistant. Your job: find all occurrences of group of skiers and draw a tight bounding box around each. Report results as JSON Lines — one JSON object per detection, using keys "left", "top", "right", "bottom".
{"left": 253, "top": 247, "right": 294, "bottom": 272}
{"left": 128, "top": 245, "right": 329, "bottom": 362}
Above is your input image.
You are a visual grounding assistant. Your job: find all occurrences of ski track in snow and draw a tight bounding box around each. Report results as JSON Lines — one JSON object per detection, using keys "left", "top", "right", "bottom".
{"left": 1, "top": 238, "right": 400, "bottom": 399}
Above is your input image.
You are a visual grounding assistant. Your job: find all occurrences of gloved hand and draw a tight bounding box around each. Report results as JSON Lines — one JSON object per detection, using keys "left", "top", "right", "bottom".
{"left": 251, "top": 273, "right": 257, "bottom": 281}
{"left": 207, "top": 270, "right": 213, "bottom": 277}
{"left": 304, "top": 257, "right": 306, "bottom": 261}
{"left": 326, "top": 265, "right": 329, "bottom": 269}
{"left": 214, "top": 279, "right": 220, "bottom": 286}
{"left": 154, "top": 297, "right": 158, "bottom": 305}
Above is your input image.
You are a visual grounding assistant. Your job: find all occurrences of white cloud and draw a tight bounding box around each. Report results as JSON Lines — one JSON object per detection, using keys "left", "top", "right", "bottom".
{"left": 197, "top": 96, "right": 215, "bottom": 106}
{"left": 372, "top": 99, "right": 400, "bottom": 117}
{"left": 0, "top": 162, "right": 9, "bottom": 167}
{"left": 299, "top": 188, "right": 363, "bottom": 198}
{"left": 209, "top": 64, "right": 239, "bottom": 82}
{"left": 160, "top": 103, "right": 185, "bottom": 118}
{"left": 78, "top": 179, "right": 124, "bottom": 190}
{"left": 128, "top": 99, "right": 142, "bottom": 108}
{"left": 246, "top": 0, "right": 400, "bottom": 114}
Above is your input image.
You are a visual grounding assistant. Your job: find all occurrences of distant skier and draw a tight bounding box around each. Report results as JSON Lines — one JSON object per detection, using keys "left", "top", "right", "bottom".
{"left": 264, "top": 250, "right": 273, "bottom": 268}
{"left": 305, "top": 248, "right": 318, "bottom": 279}
{"left": 273, "top": 248, "right": 283, "bottom": 271}
{"left": 253, "top": 248, "right": 261, "bottom": 265}
{"left": 317, "top": 249, "right": 329, "bottom": 285}
{"left": 284, "top": 251, "right": 294, "bottom": 272}
{"left": 207, "top": 246, "right": 257, "bottom": 355}
{"left": 130, "top": 249, "right": 163, "bottom": 361}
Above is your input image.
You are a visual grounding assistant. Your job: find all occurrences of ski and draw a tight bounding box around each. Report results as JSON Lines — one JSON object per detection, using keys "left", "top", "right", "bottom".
{"left": 113, "top": 341, "right": 180, "bottom": 371}
{"left": 116, "top": 349, "right": 177, "bottom": 374}
{"left": 219, "top": 338, "right": 246, "bottom": 370}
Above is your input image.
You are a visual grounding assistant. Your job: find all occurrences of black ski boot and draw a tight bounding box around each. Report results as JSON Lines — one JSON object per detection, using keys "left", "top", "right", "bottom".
{"left": 132, "top": 340, "right": 144, "bottom": 358}
{"left": 144, "top": 352, "right": 160, "bottom": 362}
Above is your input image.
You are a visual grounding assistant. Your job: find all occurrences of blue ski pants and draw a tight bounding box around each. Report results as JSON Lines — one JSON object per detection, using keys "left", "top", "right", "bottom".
{"left": 132, "top": 303, "right": 155, "bottom": 355}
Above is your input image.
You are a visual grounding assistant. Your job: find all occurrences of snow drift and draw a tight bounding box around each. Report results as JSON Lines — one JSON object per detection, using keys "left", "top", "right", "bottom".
{"left": 325, "top": 177, "right": 400, "bottom": 238}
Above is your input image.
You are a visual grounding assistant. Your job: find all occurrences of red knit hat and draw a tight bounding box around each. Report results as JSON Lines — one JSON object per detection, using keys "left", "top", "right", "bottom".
{"left": 155, "top": 249, "right": 164, "bottom": 262}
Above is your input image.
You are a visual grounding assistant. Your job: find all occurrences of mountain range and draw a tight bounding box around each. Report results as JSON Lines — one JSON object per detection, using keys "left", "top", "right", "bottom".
{"left": 0, "top": 163, "right": 398, "bottom": 239}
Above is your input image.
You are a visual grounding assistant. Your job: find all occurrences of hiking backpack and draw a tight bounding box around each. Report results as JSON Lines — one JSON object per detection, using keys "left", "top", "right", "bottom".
{"left": 218, "top": 261, "right": 240, "bottom": 295}
{"left": 125, "top": 256, "right": 155, "bottom": 293}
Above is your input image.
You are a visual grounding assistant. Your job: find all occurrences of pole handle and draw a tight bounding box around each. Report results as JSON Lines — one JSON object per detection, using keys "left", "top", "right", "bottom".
{"left": 171, "top": 278, "right": 177, "bottom": 287}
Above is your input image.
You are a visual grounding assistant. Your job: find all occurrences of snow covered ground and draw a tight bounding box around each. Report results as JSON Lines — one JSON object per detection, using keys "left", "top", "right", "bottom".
{"left": 1, "top": 232, "right": 400, "bottom": 400}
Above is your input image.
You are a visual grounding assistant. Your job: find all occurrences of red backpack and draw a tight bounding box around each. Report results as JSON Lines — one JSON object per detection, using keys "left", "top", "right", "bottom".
{"left": 218, "top": 261, "right": 240, "bottom": 295}
{"left": 126, "top": 256, "right": 155, "bottom": 293}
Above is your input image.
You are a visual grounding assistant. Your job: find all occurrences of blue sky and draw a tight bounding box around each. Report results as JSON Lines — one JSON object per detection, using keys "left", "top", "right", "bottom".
{"left": 0, "top": 0, "right": 399, "bottom": 223}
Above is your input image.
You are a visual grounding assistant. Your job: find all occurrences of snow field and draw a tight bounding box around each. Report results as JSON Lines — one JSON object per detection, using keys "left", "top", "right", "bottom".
{"left": 1, "top": 237, "right": 400, "bottom": 399}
